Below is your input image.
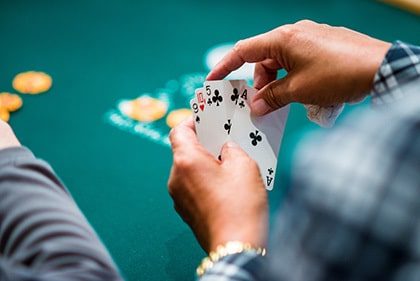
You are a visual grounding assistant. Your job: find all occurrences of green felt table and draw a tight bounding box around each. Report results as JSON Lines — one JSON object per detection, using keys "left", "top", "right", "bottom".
{"left": 0, "top": 1, "right": 418, "bottom": 280}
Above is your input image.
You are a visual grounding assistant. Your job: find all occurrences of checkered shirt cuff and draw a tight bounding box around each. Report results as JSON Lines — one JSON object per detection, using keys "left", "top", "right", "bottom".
{"left": 371, "top": 41, "right": 420, "bottom": 105}
{"left": 199, "top": 252, "right": 265, "bottom": 281}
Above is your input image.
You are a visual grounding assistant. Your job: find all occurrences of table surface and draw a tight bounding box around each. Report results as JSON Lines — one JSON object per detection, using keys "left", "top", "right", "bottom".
{"left": 0, "top": 1, "right": 418, "bottom": 280}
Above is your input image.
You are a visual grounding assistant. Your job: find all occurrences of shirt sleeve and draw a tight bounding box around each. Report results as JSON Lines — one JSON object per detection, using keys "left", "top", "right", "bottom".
{"left": 0, "top": 146, "right": 122, "bottom": 281}
{"left": 199, "top": 252, "right": 266, "bottom": 281}
{"left": 371, "top": 40, "right": 420, "bottom": 105}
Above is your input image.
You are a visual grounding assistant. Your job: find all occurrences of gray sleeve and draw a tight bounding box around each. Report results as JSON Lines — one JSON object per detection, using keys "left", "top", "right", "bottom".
{"left": 0, "top": 146, "right": 122, "bottom": 281}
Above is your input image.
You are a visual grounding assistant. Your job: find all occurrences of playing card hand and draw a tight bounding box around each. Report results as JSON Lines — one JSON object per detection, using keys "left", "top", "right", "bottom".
{"left": 207, "top": 20, "right": 391, "bottom": 116}
{"left": 168, "top": 118, "right": 268, "bottom": 253}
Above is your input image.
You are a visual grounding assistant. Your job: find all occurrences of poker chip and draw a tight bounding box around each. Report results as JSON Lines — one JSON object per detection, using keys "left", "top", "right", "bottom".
{"left": 166, "top": 108, "right": 192, "bottom": 128}
{"left": 0, "top": 108, "right": 10, "bottom": 122}
{"left": 119, "top": 96, "right": 168, "bottom": 122}
{"left": 0, "top": 92, "right": 23, "bottom": 112}
{"left": 12, "top": 71, "right": 52, "bottom": 94}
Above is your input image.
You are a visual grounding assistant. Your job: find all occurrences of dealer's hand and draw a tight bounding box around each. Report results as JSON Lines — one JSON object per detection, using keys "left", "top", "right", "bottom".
{"left": 0, "top": 121, "right": 21, "bottom": 150}
{"left": 207, "top": 20, "right": 391, "bottom": 115}
{"left": 168, "top": 118, "right": 268, "bottom": 252}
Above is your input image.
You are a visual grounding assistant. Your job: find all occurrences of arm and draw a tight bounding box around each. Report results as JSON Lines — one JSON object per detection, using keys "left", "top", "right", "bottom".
{"left": 201, "top": 40, "right": 420, "bottom": 281}
{"left": 266, "top": 41, "right": 420, "bottom": 280}
{"left": 169, "top": 21, "right": 420, "bottom": 280}
{"left": 0, "top": 123, "right": 122, "bottom": 281}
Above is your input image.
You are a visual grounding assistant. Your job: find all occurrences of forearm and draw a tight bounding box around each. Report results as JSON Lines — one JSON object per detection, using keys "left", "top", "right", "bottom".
{"left": 0, "top": 146, "right": 122, "bottom": 280}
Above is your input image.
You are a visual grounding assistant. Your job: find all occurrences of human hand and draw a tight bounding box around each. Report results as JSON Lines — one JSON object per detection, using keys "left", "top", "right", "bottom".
{"left": 207, "top": 20, "right": 391, "bottom": 115}
{"left": 167, "top": 118, "right": 268, "bottom": 252}
{"left": 0, "top": 120, "right": 20, "bottom": 150}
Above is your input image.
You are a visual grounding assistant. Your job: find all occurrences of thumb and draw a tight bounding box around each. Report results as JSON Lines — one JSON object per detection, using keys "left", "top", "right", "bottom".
{"left": 251, "top": 78, "right": 293, "bottom": 116}
{"left": 220, "top": 141, "right": 250, "bottom": 165}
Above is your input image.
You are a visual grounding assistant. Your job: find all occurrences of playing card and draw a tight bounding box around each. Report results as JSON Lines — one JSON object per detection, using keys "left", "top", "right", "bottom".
{"left": 191, "top": 88, "right": 230, "bottom": 158}
{"left": 230, "top": 85, "right": 289, "bottom": 190}
{"left": 246, "top": 86, "right": 289, "bottom": 158}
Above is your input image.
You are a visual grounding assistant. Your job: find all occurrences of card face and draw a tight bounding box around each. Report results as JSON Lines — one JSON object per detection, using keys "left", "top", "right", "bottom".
{"left": 247, "top": 86, "right": 289, "bottom": 158}
{"left": 230, "top": 86, "right": 289, "bottom": 190}
{"left": 190, "top": 96, "right": 201, "bottom": 126}
{"left": 191, "top": 88, "right": 230, "bottom": 158}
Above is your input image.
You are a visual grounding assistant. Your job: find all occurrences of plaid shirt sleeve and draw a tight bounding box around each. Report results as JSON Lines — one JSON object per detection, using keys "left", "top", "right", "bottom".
{"left": 200, "top": 41, "right": 420, "bottom": 281}
{"left": 371, "top": 40, "right": 420, "bottom": 105}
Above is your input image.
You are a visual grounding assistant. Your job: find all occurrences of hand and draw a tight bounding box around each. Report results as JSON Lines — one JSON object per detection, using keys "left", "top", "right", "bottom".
{"left": 167, "top": 118, "right": 268, "bottom": 253}
{"left": 207, "top": 20, "right": 391, "bottom": 116}
{"left": 0, "top": 121, "right": 20, "bottom": 150}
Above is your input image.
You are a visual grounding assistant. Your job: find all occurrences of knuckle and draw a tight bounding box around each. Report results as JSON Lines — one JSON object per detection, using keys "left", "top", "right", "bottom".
{"left": 278, "top": 24, "right": 298, "bottom": 46}
{"left": 167, "top": 181, "right": 175, "bottom": 197}
{"left": 285, "top": 78, "right": 298, "bottom": 97}
{"left": 233, "top": 40, "right": 246, "bottom": 57}
{"left": 295, "top": 19, "right": 315, "bottom": 25}
{"left": 168, "top": 127, "right": 179, "bottom": 143}
{"left": 279, "top": 20, "right": 317, "bottom": 45}
{"left": 167, "top": 174, "right": 184, "bottom": 201}
{"left": 264, "top": 84, "right": 283, "bottom": 108}
{"left": 263, "top": 80, "right": 295, "bottom": 109}
{"left": 173, "top": 154, "right": 194, "bottom": 171}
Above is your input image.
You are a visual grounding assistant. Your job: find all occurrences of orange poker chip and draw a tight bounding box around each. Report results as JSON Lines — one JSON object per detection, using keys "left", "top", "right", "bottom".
{"left": 0, "top": 108, "right": 10, "bottom": 122}
{"left": 0, "top": 92, "right": 23, "bottom": 112}
{"left": 12, "top": 71, "right": 52, "bottom": 94}
{"left": 119, "top": 96, "right": 168, "bottom": 122}
{"left": 166, "top": 108, "right": 192, "bottom": 128}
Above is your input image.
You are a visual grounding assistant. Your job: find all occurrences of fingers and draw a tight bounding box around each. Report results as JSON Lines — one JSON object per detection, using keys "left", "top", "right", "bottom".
{"left": 169, "top": 117, "right": 198, "bottom": 152}
{"left": 220, "top": 142, "right": 252, "bottom": 166}
{"left": 169, "top": 117, "right": 217, "bottom": 173}
{"left": 251, "top": 77, "right": 294, "bottom": 116}
{"left": 253, "top": 59, "right": 282, "bottom": 90}
{"left": 207, "top": 33, "right": 274, "bottom": 80}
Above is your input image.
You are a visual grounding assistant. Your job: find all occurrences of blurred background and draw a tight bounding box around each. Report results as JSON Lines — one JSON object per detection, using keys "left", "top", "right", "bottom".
{"left": 0, "top": 0, "right": 419, "bottom": 280}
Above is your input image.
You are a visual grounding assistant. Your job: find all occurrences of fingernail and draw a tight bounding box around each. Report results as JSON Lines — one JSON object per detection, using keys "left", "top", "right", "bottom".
{"left": 225, "top": 141, "right": 238, "bottom": 148}
{"left": 251, "top": 98, "right": 270, "bottom": 116}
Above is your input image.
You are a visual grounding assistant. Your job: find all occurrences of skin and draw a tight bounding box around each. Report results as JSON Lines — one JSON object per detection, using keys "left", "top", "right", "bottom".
{"left": 168, "top": 20, "right": 391, "bottom": 253}
{"left": 207, "top": 20, "right": 391, "bottom": 115}
{"left": 0, "top": 121, "right": 20, "bottom": 150}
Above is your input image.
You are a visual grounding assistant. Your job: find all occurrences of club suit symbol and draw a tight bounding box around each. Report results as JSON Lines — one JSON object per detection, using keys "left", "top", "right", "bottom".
{"left": 212, "top": 90, "right": 223, "bottom": 106}
{"left": 224, "top": 119, "right": 232, "bottom": 135}
{"left": 249, "top": 130, "right": 262, "bottom": 146}
{"left": 231, "top": 88, "right": 239, "bottom": 104}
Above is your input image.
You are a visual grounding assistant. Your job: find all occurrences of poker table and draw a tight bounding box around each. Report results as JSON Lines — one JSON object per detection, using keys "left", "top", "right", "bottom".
{"left": 0, "top": 1, "right": 418, "bottom": 280}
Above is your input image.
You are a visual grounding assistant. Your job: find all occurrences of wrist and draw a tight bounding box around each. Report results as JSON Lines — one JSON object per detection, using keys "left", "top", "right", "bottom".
{"left": 360, "top": 40, "right": 392, "bottom": 94}
{"left": 208, "top": 215, "right": 267, "bottom": 253}
{"left": 197, "top": 241, "right": 266, "bottom": 277}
